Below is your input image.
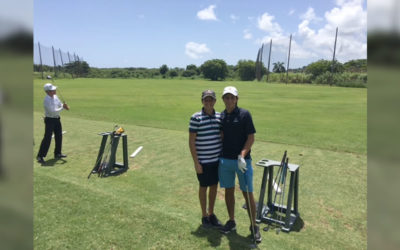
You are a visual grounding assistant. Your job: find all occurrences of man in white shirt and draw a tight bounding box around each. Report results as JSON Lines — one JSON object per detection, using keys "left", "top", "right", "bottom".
{"left": 36, "top": 83, "right": 69, "bottom": 164}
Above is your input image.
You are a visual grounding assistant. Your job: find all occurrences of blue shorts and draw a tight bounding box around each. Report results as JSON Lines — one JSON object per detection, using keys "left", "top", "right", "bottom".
{"left": 218, "top": 157, "right": 253, "bottom": 192}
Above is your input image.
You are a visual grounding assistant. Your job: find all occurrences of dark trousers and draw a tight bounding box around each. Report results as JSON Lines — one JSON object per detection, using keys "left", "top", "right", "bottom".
{"left": 37, "top": 117, "right": 62, "bottom": 158}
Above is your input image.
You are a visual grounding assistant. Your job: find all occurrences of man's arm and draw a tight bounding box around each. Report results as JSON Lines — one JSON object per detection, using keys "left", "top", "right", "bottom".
{"left": 239, "top": 133, "right": 254, "bottom": 158}
{"left": 189, "top": 132, "right": 203, "bottom": 174}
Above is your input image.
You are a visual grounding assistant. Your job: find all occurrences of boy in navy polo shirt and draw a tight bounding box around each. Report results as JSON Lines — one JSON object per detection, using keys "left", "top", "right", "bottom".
{"left": 189, "top": 89, "right": 223, "bottom": 228}
{"left": 218, "top": 86, "right": 261, "bottom": 243}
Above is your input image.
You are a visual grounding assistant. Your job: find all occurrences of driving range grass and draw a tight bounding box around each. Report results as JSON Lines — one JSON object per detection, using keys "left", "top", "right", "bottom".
{"left": 34, "top": 78, "right": 366, "bottom": 249}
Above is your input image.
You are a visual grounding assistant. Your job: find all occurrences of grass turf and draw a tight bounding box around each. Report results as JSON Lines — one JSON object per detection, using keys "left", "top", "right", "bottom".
{"left": 34, "top": 78, "right": 366, "bottom": 249}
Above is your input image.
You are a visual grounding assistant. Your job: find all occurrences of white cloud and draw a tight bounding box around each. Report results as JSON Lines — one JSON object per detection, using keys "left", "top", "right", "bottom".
{"left": 257, "top": 33, "right": 291, "bottom": 54}
{"left": 185, "top": 42, "right": 211, "bottom": 59}
{"left": 298, "top": 20, "right": 315, "bottom": 38}
{"left": 257, "top": 13, "right": 282, "bottom": 33}
{"left": 288, "top": 9, "right": 295, "bottom": 16}
{"left": 197, "top": 5, "right": 218, "bottom": 21}
{"left": 325, "top": 1, "right": 366, "bottom": 34}
{"left": 300, "top": 7, "right": 321, "bottom": 22}
{"left": 230, "top": 14, "right": 239, "bottom": 23}
{"left": 243, "top": 29, "right": 252, "bottom": 39}
{"left": 296, "top": 0, "right": 366, "bottom": 61}
{"left": 252, "top": 0, "right": 366, "bottom": 65}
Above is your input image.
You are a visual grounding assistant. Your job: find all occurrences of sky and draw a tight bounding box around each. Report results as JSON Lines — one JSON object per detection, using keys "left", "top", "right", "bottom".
{"left": 33, "top": 0, "right": 367, "bottom": 69}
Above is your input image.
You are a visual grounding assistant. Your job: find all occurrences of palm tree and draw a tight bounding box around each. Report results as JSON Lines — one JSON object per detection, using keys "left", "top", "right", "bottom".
{"left": 273, "top": 62, "right": 286, "bottom": 73}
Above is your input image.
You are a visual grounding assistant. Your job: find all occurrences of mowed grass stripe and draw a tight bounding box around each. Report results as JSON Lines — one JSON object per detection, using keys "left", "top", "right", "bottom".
{"left": 34, "top": 113, "right": 366, "bottom": 249}
{"left": 34, "top": 78, "right": 366, "bottom": 154}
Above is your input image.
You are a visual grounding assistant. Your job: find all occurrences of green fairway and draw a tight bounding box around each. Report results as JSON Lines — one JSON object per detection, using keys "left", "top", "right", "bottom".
{"left": 34, "top": 78, "right": 366, "bottom": 249}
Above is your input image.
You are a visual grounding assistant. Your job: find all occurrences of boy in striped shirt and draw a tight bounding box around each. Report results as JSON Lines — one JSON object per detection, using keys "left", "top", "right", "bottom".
{"left": 189, "top": 89, "right": 223, "bottom": 228}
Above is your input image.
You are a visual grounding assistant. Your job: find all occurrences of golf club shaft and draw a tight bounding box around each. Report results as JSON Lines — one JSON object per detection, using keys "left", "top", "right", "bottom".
{"left": 271, "top": 151, "right": 287, "bottom": 214}
{"left": 244, "top": 171, "right": 257, "bottom": 245}
{"left": 277, "top": 158, "right": 289, "bottom": 231}
{"left": 57, "top": 89, "right": 66, "bottom": 104}
{"left": 48, "top": 76, "right": 66, "bottom": 104}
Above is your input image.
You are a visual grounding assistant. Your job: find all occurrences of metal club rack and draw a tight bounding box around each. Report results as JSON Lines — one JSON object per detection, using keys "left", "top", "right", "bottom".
{"left": 255, "top": 158, "right": 300, "bottom": 232}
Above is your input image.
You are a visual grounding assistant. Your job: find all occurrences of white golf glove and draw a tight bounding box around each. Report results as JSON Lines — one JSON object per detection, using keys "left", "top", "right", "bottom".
{"left": 238, "top": 155, "right": 247, "bottom": 173}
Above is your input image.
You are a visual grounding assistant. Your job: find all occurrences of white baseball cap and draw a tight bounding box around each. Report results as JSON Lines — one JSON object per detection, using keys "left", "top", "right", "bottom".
{"left": 44, "top": 83, "right": 57, "bottom": 91}
{"left": 222, "top": 86, "right": 238, "bottom": 97}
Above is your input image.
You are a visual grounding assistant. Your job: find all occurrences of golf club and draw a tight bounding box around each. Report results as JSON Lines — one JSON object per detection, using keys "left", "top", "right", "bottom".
{"left": 264, "top": 150, "right": 287, "bottom": 232}
{"left": 244, "top": 170, "right": 258, "bottom": 248}
{"left": 276, "top": 157, "right": 289, "bottom": 234}
{"left": 47, "top": 75, "right": 66, "bottom": 104}
{"left": 88, "top": 133, "right": 113, "bottom": 179}
{"left": 98, "top": 137, "right": 114, "bottom": 177}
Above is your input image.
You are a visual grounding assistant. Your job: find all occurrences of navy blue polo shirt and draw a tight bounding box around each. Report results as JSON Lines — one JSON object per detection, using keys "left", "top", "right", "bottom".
{"left": 221, "top": 106, "right": 256, "bottom": 159}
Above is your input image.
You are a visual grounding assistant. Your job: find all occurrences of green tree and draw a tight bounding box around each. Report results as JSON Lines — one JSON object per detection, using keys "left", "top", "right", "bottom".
{"left": 168, "top": 69, "right": 178, "bottom": 78}
{"left": 200, "top": 59, "right": 228, "bottom": 81}
{"left": 273, "top": 62, "right": 286, "bottom": 73}
{"left": 159, "top": 64, "right": 169, "bottom": 78}
{"left": 186, "top": 64, "right": 200, "bottom": 75}
{"left": 237, "top": 60, "right": 256, "bottom": 81}
{"left": 305, "top": 59, "right": 344, "bottom": 79}
{"left": 182, "top": 69, "right": 197, "bottom": 77}
{"left": 64, "top": 61, "right": 90, "bottom": 77}
{"left": 343, "top": 59, "right": 367, "bottom": 72}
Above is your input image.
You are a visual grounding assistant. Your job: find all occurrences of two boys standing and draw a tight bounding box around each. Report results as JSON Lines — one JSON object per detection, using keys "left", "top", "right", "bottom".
{"left": 189, "top": 86, "right": 261, "bottom": 243}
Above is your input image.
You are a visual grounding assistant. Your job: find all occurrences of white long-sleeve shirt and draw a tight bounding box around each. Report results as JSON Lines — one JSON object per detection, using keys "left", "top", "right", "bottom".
{"left": 44, "top": 95, "right": 64, "bottom": 118}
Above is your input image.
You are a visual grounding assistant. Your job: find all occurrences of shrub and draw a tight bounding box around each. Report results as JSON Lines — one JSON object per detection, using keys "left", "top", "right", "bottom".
{"left": 237, "top": 60, "right": 256, "bottom": 81}
{"left": 313, "top": 72, "right": 344, "bottom": 85}
{"left": 200, "top": 59, "right": 228, "bottom": 81}
{"left": 182, "top": 69, "right": 197, "bottom": 77}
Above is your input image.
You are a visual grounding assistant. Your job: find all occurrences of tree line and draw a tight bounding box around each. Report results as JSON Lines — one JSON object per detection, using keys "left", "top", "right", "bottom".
{"left": 34, "top": 58, "right": 367, "bottom": 87}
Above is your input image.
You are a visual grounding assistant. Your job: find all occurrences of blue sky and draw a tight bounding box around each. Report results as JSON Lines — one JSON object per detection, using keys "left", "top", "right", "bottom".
{"left": 34, "top": 0, "right": 367, "bottom": 69}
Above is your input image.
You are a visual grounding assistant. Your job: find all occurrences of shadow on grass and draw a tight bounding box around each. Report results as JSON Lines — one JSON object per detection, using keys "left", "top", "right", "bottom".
{"left": 41, "top": 158, "right": 67, "bottom": 167}
{"left": 291, "top": 216, "right": 304, "bottom": 232}
{"left": 191, "top": 225, "right": 222, "bottom": 248}
{"left": 260, "top": 216, "right": 304, "bottom": 233}
{"left": 191, "top": 225, "right": 257, "bottom": 249}
{"left": 225, "top": 230, "right": 259, "bottom": 250}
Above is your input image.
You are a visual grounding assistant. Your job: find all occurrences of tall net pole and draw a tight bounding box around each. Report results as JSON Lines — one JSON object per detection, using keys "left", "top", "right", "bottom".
{"left": 331, "top": 27, "right": 338, "bottom": 72}
{"left": 267, "top": 39, "right": 272, "bottom": 82}
{"left": 255, "top": 47, "right": 261, "bottom": 81}
{"left": 38, "top": 42, "right": 44, "bottom": 79}
{"left": 52, "top": 46, "right": 57, "bottom": 77}
{"left": 286, "top": 34, "right": 292, "bottom": 84}
{"left": 59, "top": 48, "right": 66, "bottom": 78}
{"left": 260, "top": 44, "right": 264, "bottom": 81}
{"left": 67, "top": 52, "right": 74, "bottom": 79}
{"left": 330, "top": 27, "right": 338, "bottom": 86}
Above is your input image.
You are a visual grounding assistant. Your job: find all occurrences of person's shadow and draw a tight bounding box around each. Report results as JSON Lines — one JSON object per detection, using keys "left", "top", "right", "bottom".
{"left": 225, "top": 230, "right": 259, "bottom": 250}
{"left": 191, "top": 225, "right": 222, "bottom": 248}
{"left": 41, "top": 158, "right": 67, "bottom": 167}
{"left": 191, "top": 225, "right": 259, "bottom": 249}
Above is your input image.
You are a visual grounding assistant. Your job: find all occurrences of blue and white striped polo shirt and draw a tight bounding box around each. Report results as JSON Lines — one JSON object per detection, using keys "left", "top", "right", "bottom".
{"left": 189, "top": 109, "right": 222, "bottom": 164}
